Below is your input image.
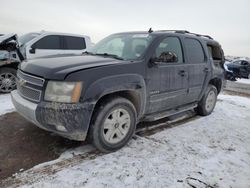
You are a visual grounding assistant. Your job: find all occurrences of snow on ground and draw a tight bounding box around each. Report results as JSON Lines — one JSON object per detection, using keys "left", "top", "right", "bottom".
{"left": 0, "top": 94, "right": 14, "bottom": 115}
{"left": 11, "top": 94, "right": 249, "bottom": 188}
{"left": 236, "top": 78, "right": 250, "bottom": 85}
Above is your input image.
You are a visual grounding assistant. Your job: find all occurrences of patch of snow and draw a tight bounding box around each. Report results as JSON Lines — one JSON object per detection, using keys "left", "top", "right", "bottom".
{"left": 0, "top": 94, "right": 15, "bottom": 116}
{"left": 14, "top": 94, "right": 250, "bottom": 188}
{"left": 236, "top": 78, "right": 250, "bottom": 85}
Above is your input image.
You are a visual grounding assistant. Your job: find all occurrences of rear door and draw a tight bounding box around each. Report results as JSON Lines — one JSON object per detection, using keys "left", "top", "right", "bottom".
{"left": 146, "top": 36, "right": 188, "bottom": 114}
{"left": 184, "top": 38, "right": 209, "bottom": 103}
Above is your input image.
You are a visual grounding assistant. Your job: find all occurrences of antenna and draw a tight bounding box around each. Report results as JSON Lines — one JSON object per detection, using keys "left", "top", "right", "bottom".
{"left": 148, "top": 28, "right": 153, "bottom": 33}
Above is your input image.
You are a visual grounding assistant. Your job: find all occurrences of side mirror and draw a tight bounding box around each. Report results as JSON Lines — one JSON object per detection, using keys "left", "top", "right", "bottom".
{"left": 159, "top": 52, "right": 178, "bottom": 63}
{"left": 29, "top": 48, "right": 36, "bottom": 54}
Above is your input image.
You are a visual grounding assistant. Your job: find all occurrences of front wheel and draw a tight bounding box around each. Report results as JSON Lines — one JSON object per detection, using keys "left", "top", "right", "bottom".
{"left": 0, "top": 67, "right": 17, "bottom": 93}
{"left": 89, "top": 97, "right": 137, "bottom": 153}
{"left": 196, "top": 84, "right": 218, "bottom": 116}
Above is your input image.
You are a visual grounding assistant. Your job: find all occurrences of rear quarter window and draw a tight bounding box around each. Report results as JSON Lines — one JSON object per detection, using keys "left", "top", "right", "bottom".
{"left": 184, "top": 38, "right": 205, "bottom": 63}
{"left": 64, "top": 36, "right": 86, "bottom": 50}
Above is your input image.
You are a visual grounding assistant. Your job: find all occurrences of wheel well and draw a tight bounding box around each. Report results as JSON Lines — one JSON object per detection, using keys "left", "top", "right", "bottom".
{"left": 93, "top": 90, "right": 141, "bottom": 117}
{"left": 0, "top": 62, "right": 19, "bottom": 70}
{"left": 209, "top": 78, "right": 222, "bottom": 94}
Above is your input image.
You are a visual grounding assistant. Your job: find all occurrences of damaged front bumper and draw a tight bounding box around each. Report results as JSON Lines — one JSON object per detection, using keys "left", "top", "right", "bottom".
{"left": 11, "top": 90, "right": 94, "bottom": 141}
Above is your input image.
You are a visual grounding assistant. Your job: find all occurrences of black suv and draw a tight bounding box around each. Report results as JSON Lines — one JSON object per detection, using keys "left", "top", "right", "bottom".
{"left": 11, "top": 30, "right": 225, "bottom": 152}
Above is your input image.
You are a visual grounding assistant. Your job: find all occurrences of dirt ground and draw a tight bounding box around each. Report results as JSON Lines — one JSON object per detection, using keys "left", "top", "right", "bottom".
{"left": 0, "top": 112, "right": 82, "bottom": 180}
{"left": 0, "top": 110, "right": 194, "bottom": 182}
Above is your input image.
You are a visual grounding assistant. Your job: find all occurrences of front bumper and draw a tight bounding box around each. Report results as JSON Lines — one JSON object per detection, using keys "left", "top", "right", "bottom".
{"left": 11, "top": 90, "right": 94, "bottom": 141}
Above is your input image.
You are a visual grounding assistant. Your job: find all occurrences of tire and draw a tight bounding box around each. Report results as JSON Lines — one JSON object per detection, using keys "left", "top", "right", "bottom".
{"left": 196, "top": 84, "right": 218, "bottom": 116}
{"left": 89, "top": 97, "right": 137, "bottom": 153}
{"left": 0, "top": 67, "right": 17, "bottom": 93}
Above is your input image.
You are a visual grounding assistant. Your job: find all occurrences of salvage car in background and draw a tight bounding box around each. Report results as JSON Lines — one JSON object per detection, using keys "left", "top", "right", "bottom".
{"left": 0, "top": 31, "right": 92, "bottom": 93}
{"left": 224, "top": 60, "right": 250, "bottom": 80}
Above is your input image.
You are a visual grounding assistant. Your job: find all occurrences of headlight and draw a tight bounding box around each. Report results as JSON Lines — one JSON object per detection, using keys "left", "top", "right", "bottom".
{"left": 45, "top": 81, "right": 82, "bottom": 103}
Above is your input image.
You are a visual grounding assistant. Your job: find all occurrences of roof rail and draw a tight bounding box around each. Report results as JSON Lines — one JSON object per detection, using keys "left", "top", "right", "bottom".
{"left": 156, "top": 30, "right": 213, "bottom": 40}
{"left": 157, "top": 30, "right": 190, "bottom": 34}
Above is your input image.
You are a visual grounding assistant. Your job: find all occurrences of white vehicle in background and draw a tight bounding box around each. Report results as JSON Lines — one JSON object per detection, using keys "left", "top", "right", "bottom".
{"left": 19, "top": 31, "right": 92, "bottom": 59}
{"left": 0, "top": 31, "right": 92, "bottom": 93}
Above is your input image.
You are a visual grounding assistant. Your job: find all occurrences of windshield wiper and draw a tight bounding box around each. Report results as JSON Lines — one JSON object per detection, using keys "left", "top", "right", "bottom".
{"left": 82, "top": 51, "right": 94, "bottom": 55}
{"left": 94, "top": 53, "right": 124, "bottom": 60}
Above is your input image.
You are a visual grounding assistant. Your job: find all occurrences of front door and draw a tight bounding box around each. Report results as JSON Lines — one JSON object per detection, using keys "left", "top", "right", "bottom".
{"left": 26, "top": 35, "right": 63, "bottom": 60}
{"left": 146, "top": 36, "right": 188, "bottom": 114}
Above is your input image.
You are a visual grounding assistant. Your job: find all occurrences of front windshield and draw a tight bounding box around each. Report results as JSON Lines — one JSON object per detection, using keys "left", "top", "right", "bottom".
{"left": 19, "top": 33, "right": 40, "bottom": 45}
{"left": 89, "top": 33, "right": 154, "bottom": 61}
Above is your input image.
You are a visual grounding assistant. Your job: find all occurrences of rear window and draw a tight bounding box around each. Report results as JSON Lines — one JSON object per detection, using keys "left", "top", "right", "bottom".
{"left": 64, "top": 36, "right": 86, "bottom": 50}
{"left": 207, "top": 44, "right": 223, "bottom": 60}
{"left": 34, "top": 35, "right": 61, "bottom": 49}
{"left": 184, "top": 38, "right": 205, "bottom": 63}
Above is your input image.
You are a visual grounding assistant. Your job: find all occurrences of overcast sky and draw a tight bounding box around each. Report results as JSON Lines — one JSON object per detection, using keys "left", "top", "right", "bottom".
{"left": 1, "top": 0, "right": 249, "bottom": 57}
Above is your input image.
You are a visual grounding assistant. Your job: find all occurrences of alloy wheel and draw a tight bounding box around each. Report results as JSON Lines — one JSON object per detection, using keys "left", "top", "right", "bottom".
{"left": 0, "top": 72, "right": 17, "bottom": 93}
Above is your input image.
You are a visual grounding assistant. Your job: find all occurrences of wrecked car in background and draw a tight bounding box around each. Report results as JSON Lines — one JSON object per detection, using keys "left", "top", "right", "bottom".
{"left": 0, "top": 31, "right": 92, "bottom": 93}
{"left": 11, "top": 30, "right": 225, "bottom": 152}
{"left": 224, "top": 60, "right": 250, "bottom": 80}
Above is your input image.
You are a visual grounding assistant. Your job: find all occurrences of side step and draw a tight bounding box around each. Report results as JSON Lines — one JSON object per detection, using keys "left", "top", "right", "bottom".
{"left": 143, "top": 103, "right": 198, "bottom": 122}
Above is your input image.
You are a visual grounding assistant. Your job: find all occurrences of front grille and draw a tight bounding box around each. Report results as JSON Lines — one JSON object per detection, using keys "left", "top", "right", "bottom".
{"left": 16, "top": 70, "right": 45, "bottom": 102}
{"left": 17, "top": 71, "right": 44, "bottom": 86}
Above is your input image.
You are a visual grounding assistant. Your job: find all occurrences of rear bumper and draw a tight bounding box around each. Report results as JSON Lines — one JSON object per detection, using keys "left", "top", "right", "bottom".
{"left": 11, "top": 90, "right": 94, "bottom": 141}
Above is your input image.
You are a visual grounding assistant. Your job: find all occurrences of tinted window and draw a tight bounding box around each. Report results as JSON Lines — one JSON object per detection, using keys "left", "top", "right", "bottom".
{"left": 34, "top": 35, "right": 61, "bottom": 49}
{"left": 64, "top": 36, "right": 86, "bottom": 50}
{"left": 155, "top": 37, "right": 183, "bottom": 63}
{"left": 207, "top": 44, "right": 223, "bottom": 60}
{"left": 185, "top": 38, "right": 205, "bottom": 63}
{"left": 241, "top": 61, "right": 249, "bottom": 65}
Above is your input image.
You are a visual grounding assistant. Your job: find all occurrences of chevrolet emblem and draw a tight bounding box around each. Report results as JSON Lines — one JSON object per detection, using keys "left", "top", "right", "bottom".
{"left": 19, "top": 78, "right": 27, "bottom": 86}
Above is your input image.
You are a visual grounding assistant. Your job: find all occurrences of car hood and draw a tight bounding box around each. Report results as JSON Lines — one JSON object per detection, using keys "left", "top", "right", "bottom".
{"left": 20, "top": 55, "right": 122, "bottom": 80}
{"left": 0, "top": 33, "right": 18, "bottom": 46}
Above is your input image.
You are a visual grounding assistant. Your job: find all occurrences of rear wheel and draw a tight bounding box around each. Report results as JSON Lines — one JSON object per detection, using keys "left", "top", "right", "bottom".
{"left": 0, "top": 67, "right": 17, "bottom": 93}
{"left": 196, "top": 84, "right": 218, "bottom": 116}
{"left": 89, "top": 97, "right": 137, "bottom": 153}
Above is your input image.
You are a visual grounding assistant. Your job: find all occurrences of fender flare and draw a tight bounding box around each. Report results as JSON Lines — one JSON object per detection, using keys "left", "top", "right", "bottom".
{"left": 83, "top": 74, "right": 147, "bottom": 118}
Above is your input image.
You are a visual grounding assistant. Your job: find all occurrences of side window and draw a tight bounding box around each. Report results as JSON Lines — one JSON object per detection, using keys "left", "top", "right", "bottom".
{"left": 64, "top": 36, "right": 86, "bottom": 50}
{"left": 155, "top": 37, "right": 183, "bottom": 63}
{"left": 185, "top": 38, "right": 205, "bottom": 63}
{"left": 241, "top": 61, "right": 249, "bottom": 66}
{"left": 33, "top": 35, "right": 61, "bottom": 49}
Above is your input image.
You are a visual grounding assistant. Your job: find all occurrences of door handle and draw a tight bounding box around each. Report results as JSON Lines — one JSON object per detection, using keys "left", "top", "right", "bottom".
{"left": 203, "top": 68, "right": 209, "bottom": 73}
{"left": 178, "top": 70, "right": 186, "bottom": 77}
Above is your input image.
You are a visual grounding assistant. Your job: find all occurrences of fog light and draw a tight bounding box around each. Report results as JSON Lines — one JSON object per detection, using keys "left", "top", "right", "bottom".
{"left": 56, "top": 125, "right": 67, "bottom": 132}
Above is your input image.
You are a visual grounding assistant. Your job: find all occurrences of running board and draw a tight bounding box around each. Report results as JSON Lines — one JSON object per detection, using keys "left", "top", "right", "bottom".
{"left": 143, "top": 103, "right": 198, "bottom": 122}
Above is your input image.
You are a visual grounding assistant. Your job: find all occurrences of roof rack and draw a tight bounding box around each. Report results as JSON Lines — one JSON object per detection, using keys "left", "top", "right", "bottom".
{"left": 156, "top": 30, "right": 213, "bottom": 40}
